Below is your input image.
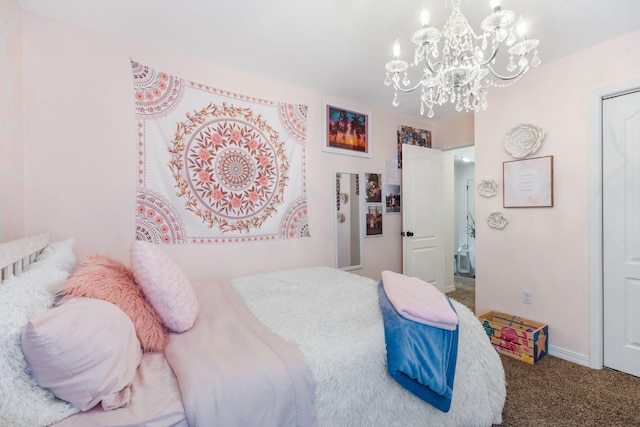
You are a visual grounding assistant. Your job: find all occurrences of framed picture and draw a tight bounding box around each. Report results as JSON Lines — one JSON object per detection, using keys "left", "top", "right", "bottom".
{"left": 383, "top": 184, "right": 401, "bottom": 214}
{"left": 365, "top": 173, "right": 382, "bottom": 203}
{"left": 397, "top": 125, "right": 431, "bottom": 168}
{"left": 366, "top": 205, "right": 383, "bottom": 237}
{"left": 503, "top": 155, "right": 554, "bottom": 208}
{"left": 322, "top": 100, "right": 371, "bottom": 158}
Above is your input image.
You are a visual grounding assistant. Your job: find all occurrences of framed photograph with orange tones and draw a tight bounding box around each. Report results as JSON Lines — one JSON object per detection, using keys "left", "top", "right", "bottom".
{"left": 322, "top": 100, "right": 371, "bottom": 158}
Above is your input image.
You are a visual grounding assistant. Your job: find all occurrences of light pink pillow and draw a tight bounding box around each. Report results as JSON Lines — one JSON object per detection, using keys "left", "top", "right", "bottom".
{"left": 130, "top": 241, "right": 198, "bottom": 333}
{"left": 64, "top": 254, "right": 169, "bottom": 352}
{"left": 21, "top": 297, "right": 142, "bottom": 412}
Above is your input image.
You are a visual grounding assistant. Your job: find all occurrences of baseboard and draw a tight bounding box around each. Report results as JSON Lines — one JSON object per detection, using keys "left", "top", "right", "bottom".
{"left": 445, "top": 283, "right": 456, "bottom": 293}
{"left": 548, "top": 345, "right": 591, "bottom": 368}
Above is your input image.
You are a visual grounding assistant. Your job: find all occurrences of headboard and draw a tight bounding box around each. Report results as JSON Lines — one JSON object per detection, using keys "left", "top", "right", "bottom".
{"left": 0, "top": 232, "right": 52, "bottom": 281}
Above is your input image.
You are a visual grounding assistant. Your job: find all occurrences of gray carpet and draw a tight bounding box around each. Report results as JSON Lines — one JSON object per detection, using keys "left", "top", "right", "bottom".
{"left": 447, "top": 274, "right": 475, "bottom": 313}
{"left": 447, "top": 275, "right": 640, "bottom": 427}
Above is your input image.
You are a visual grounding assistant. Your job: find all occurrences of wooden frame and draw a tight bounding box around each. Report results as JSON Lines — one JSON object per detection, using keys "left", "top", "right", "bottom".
{"left": 322, "top": 100, "right": 371, "bottom": 158}
{"left": 503, "top": 155, "right": 554, "bottom": 208}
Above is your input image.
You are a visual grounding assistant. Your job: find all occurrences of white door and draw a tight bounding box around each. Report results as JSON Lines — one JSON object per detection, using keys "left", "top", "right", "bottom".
{"left": 603, "top": 89, "right": 640, "bottom": 377}
{"left": 402, "top": 144, "right": 445, "bottom": 292}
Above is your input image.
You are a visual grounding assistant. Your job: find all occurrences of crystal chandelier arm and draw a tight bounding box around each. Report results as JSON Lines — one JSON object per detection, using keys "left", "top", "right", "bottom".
{"left": 391, "top": 75, "right": 428, "bottom": 93}
{"left": 421, "top": 46, "right": 442, "bottom": 75}
{"left": 485, "top": 62, "right": 527, "bottom": 81}
{"left": 476, "top": 41, "right": 501, "bottom": 66}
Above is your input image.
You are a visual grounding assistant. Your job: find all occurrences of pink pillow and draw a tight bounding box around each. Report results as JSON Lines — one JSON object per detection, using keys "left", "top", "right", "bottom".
{"left": 21, "top": 297, "right": 142, "bottom": 412}
{"left": 130, "top": 241, "right": 198, "bottom": 333}
{"left": 64, "top": 254, "right": 169, "bottom": 352}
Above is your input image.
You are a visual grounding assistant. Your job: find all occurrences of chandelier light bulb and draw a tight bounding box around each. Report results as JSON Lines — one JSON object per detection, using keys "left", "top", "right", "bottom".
{"left": 392, "top": 39, "right": 402, "bottom": 59}
{"left": 489, "top": 0, "right": 502, "bottom": 11}
{"left": 420, "top": 8, "right": 430, "bottom": 27}
{"left": 516, "top": 17, "right": 528, "bottom": 37}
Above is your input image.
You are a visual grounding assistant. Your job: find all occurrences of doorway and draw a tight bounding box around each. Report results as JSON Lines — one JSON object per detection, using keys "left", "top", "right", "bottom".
{"left": 452, "top": 147, "right": 475, "bottom": 280}
{"left": 401, "top": 143, "right": 475, "bottom": 293}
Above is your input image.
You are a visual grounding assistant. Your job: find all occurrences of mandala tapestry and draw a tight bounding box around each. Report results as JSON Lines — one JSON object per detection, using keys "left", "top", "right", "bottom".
{"left": 131, "top": 59, "right": 309, "bottom": 244}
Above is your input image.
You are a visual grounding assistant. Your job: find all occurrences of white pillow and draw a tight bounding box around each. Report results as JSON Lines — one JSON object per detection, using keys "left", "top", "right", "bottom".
{"left": 0, "top": 239, "right": 79, "bottom": 427}
{"left": 35, "top": 238, "right": 77, "bottom": 279}
{"left": 130, "top": 241, "right": 198, "bottom": 333}
{"left": 21, "top": 297, "right": 142, "bottom": 412}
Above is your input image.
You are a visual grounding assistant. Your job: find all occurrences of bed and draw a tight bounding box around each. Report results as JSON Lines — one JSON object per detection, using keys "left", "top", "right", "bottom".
{"left": 0, "top": 233, "right": 505, "bottom": 427}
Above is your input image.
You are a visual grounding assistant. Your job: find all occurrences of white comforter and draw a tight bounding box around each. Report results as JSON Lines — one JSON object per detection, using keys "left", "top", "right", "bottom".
{"left": 232, "top": 267, "right": 506, "bottom": 427}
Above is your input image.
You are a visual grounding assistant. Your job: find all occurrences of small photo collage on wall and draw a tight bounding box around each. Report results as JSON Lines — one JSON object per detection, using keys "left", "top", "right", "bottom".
{"left": 365, "top": 172, "right": 383, "bottom": 237}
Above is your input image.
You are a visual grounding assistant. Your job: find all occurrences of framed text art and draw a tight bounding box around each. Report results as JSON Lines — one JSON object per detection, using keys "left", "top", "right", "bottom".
{"left": 503, "top": 156, "right": 554, "bottom": 208}
{"left": 322, "top": 100, "right": 371, "bottom": 158}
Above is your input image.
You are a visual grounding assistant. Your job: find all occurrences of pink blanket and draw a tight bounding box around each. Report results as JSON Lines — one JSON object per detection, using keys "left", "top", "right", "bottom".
{"left": 381, "top": 270, "right": 458, "bottom": 330}
{"left": 52, "top": 353, "right": 187, "bottom": 427}
{"left": 164, "top": 279, "right": 317, "bottom": 427}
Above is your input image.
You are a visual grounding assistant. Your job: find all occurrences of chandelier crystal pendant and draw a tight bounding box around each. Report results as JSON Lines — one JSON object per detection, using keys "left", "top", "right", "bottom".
{"left": 384, "top": 0, "right": 541, "bottom": 118}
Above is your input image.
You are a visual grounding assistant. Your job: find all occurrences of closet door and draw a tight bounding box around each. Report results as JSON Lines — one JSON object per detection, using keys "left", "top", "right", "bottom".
{"left": 602, "top": 89, "right": 640, "bottom": 377}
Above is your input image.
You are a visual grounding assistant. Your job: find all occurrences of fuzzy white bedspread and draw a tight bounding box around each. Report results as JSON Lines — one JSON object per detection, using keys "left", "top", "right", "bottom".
{"left": 232, "top": 267, "right": 505, "bottom": 427}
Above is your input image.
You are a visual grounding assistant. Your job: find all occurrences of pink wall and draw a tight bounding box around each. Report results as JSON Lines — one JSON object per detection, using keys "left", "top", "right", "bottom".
{"left": 0, "top": 0, "right": 24, "bottom": 242}
{"left": 433, "top": 114, "right": 474, "bottom": 148}
{"left": 20, "top": 9, "right": 640, "bottom": 360}
{"left": 475, "top": 29, "right": 640, "bottom": 361}
{"left": 20, "top": 12, "right": 435, "bottom": 282}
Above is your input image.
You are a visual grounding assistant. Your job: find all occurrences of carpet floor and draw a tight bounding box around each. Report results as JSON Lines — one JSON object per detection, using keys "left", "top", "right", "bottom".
{"left": 447, "top": 275, "right": 640, "bottom": 427}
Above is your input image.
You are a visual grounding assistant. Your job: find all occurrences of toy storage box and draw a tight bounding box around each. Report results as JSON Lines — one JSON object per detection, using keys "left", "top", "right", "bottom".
{"left": 477, "top": 310, "right": 548, "bottom": 364}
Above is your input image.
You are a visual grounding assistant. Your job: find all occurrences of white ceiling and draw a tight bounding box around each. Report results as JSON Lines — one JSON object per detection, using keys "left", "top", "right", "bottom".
{"left": 17, "top": 0, "right": 640, "bottom": 123}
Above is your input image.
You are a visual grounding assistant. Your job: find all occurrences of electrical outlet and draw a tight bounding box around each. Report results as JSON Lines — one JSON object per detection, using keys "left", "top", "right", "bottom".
{"left": 522, "top": 289, "right": 533, "bottom": 304}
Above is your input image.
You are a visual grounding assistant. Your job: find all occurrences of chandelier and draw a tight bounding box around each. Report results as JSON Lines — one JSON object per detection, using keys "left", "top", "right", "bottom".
{"left": 384, "top": 0, "right": 540, "bottom": 118}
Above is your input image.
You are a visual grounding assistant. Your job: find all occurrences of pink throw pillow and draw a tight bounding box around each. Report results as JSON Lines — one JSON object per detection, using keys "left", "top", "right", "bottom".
{"left": 21, "top": 297, "right": 142, "bottom": 412}
{"left": 130, "top": 240, "right": 198, "bottom": 333}
{"left": 64, "top": 254, "right": 169, "bottom": 352}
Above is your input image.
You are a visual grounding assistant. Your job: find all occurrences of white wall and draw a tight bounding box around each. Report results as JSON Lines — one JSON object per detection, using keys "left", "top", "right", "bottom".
{"left": 20, "top": 12, "right": 442, "bottom": 282}
{"left": 475, "top": 29, "right": 640, "bottom": 363}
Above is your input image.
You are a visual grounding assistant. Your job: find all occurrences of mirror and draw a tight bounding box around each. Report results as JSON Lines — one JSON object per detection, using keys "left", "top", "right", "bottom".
{"left": 334, "top": 171, "right": 363, "bottom": 270}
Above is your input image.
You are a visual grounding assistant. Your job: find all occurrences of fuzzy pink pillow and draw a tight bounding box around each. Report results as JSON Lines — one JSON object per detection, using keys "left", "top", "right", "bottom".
{"left": 130, "top": 241, "right": 198, "bottom": 333}
{"left": 64, "top": 254, "right": 169, "bottom": 352}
